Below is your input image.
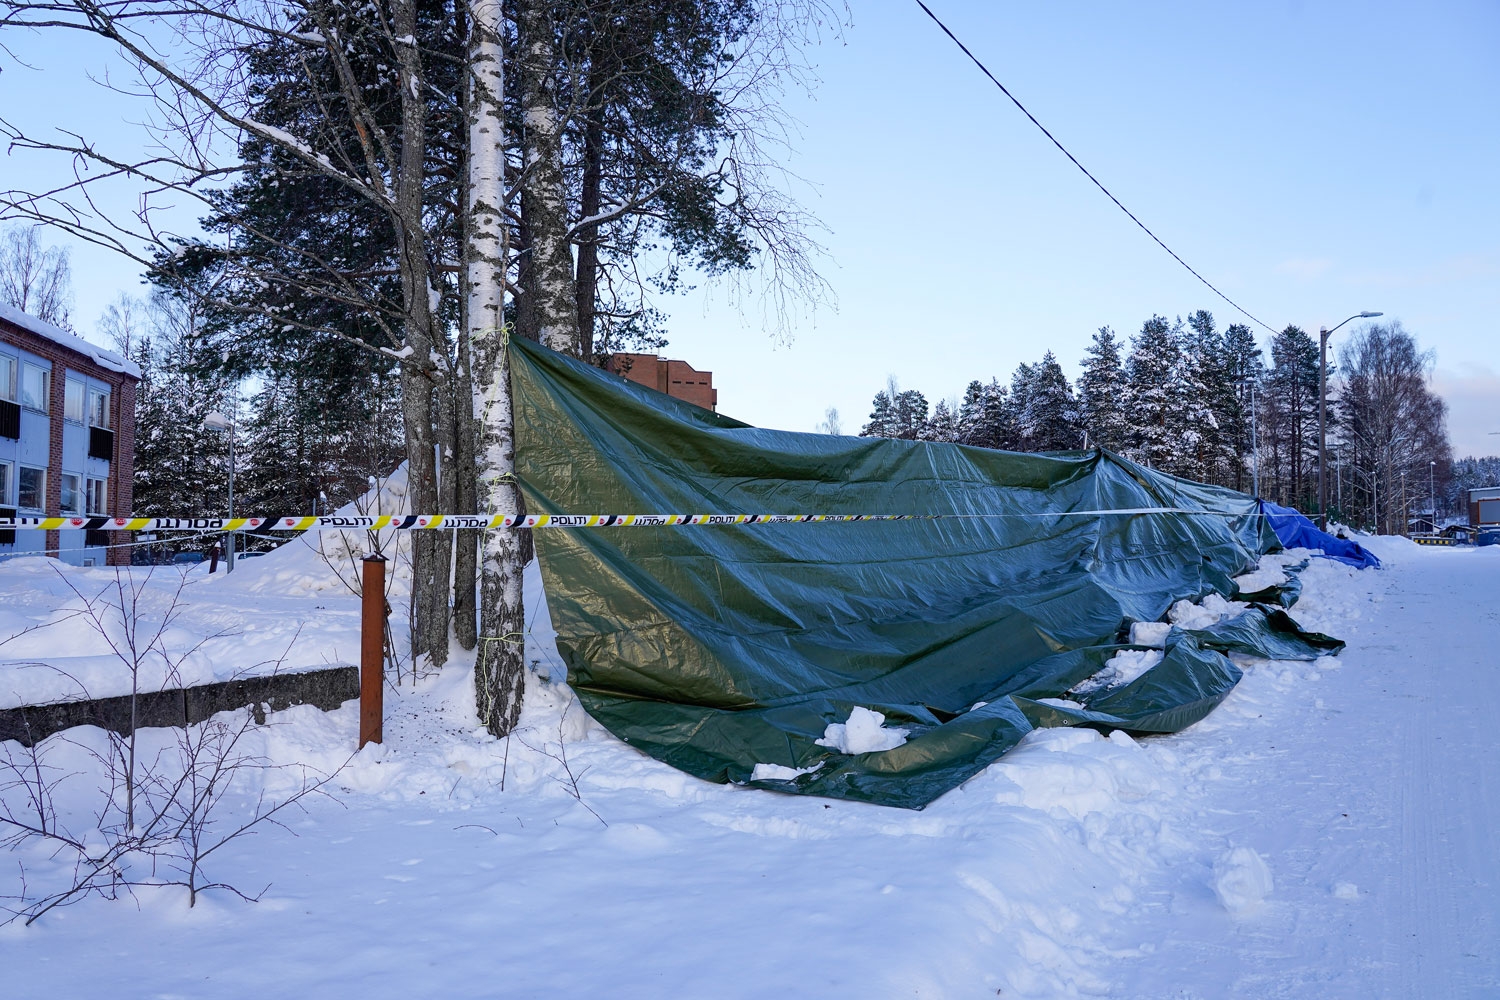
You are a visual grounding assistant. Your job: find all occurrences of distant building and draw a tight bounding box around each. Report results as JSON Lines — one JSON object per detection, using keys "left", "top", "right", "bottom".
{"left": 1469, "top": 486, "right": 1500, "bottom": 526}
{"left": 0, "top": 303, "right": 139, "bottom": 566}
{"left": 606, "top": 353, "right": 718, "bottom": 412}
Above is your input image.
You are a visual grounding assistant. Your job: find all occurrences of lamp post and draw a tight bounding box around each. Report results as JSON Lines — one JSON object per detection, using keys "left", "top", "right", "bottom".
{"left": 1318, "top": 311, "right": 1382, "bottom": 530}
{"left": 1250, "top": 382, "right": 1260, "bottom": 498}
{"left": 1430, "top": 460, "right": 1437, "bottom": 529}
{"left": 203, "top": 411, "right": 236, "bottom": 572}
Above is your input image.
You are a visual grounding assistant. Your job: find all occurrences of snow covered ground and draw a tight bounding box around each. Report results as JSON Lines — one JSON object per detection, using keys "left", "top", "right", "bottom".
{"left": 2, "top": 534, "right": 1497, "bottom": 998}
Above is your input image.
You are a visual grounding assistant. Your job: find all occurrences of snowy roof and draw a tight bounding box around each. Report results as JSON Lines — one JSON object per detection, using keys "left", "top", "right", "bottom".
{"left": 0, "top": 300, "right": 141, "bottom": 379}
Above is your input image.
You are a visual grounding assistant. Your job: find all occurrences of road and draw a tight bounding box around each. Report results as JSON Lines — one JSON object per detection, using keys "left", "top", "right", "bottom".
{"left": 1112, "top": 543, "right": 1500, "bottom": 998}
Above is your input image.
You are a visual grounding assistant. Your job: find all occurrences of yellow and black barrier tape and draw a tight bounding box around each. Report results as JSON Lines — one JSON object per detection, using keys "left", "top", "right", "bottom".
{"left": 0, "top": 507, "right": 1245, "bottom": 532}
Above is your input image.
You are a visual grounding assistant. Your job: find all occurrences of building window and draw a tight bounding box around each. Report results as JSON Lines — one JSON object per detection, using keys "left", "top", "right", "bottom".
{"left": 88, "top": 388, "right": 111, "bottom": 429}
{"left": 0, "top": 462, "right": 10, "bottom": 505}
{"left": 0, "top": 354, "right": 15, "bottom": 401}
{"left": 18, "top": 466, "right": 46, "bottom": 510}
{"left": 61, "top": 472, "right": 83, "bottom": 514}
{"left": 65, "top": 379, "right": 85, "bottom": 422}
{"left": 20, "top": 363, "right": 49, "bottom": 412}
{"left": 86, "top": 477, "right": 108, "bottom": 515}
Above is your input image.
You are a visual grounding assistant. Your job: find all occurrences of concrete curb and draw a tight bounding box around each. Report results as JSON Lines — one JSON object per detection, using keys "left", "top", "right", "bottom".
{"left": 0, "top": 664, "right": 359, "bottom": 747}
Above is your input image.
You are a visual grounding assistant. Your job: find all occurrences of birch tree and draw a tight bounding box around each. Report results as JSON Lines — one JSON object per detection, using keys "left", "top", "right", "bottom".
{"left": 465, "top": 0, "right": 526, "bottom": 735}
{"left": 515, "top": 0, "right": 581, "bottom": 355}
{"left": 1336, "top": 322, "right": 1450, "bottom": 533}
{"left": 0, "top": 225, "right": 75, "bottom": 328}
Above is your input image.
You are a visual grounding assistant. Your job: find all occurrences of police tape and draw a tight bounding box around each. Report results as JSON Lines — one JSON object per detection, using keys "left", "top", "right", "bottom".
{"left": 0, "top": 508, "right": 1245, "bottom": 532}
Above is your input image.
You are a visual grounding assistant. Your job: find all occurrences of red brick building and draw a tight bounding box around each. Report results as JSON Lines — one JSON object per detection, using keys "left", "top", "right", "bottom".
{"left": 0, "top": 303, "right": 139, "bottom": 566}
{"left": 606, "top": 353, "right": 718, "bottom": 411}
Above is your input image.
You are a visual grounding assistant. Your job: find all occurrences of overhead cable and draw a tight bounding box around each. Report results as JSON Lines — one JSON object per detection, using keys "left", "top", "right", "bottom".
{"left": 912, "top": 0, "right": 1278, "bottom": 335}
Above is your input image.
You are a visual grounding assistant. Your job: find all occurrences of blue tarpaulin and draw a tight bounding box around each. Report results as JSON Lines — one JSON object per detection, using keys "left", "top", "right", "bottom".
{"left": 1258, "top": 500, "right": 1380, "bottom": 568}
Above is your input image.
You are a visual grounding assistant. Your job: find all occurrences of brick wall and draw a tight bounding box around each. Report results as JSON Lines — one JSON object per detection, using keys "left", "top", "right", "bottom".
{"left": 607, "top": 353, "right": 718, "bottom": 411}
{"left": 0, "top": 315, "right": 139, "bottom": 566}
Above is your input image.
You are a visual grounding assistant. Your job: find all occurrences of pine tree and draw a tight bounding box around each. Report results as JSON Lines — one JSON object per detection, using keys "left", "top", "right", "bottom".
{"left": 864, "top": 389, "right": 894, "bottom": 437}
{"left": 1077, "top": 326, "right": 1129, "bottom": 451}
{"left": 1264, "top": 325, "right": 1321, "bottom": 508}
{"left": 892, "top": 389, "right": 930, "bottom": 440}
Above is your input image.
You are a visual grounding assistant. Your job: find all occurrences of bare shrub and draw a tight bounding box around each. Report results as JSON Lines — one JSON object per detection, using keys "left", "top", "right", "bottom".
{"left": 0, "top": 567, "right": 346, "bottom": 923}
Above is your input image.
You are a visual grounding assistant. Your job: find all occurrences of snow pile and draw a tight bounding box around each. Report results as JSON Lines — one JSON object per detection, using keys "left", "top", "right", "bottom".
{"left": 1128, "top": 620, "right": 1173, "bottom": 647}
{"left": 1231, "top": 548, "right": 1316, "bottom": 595}
{"left": 1071, "top": 648, "right": 1164, "bottom": 698}
{"left": 226, "top": 466, "right": 414, "bottom": 599}
{"left": 1212, "top": 846, "right": 1274, "bottom": 915}
{"left": 1168, "top": 592, "right": 1247, "bottom": 630}
{"left": 814, "top": 706, "right": 909, "bottom": 754}
{"left": 750, "top": 761, "right": 822, "bottom": 781}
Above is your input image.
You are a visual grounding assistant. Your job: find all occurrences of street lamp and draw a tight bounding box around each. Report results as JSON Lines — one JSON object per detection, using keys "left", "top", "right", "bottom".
{"left": 1318, "top": 311, "right": 1382, "bottom": 530}
{"left": 202, "top": 410, "right": 236, "bottom": 572}
{"left": 1430, "top": 460, "right": 1437, "bottom": 529}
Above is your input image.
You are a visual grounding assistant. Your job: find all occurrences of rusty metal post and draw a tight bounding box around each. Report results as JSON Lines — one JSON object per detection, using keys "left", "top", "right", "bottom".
{"left": 359, "top": 554, "right": 387, "bottom": 748}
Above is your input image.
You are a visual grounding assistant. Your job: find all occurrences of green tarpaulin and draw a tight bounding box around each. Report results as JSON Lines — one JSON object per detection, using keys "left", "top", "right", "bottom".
{"left": 511, "top": 336, "right": 1343, "bottom": 809}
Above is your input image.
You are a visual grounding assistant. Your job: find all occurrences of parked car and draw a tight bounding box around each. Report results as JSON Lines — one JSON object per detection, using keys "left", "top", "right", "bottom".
{"left": 171, "top": 551, "right": 205, "bottom": 565}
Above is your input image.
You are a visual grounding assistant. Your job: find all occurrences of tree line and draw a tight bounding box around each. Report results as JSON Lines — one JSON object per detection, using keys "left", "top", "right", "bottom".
{"left": 856, "top": 310, "right": 1454, "bottom": 533}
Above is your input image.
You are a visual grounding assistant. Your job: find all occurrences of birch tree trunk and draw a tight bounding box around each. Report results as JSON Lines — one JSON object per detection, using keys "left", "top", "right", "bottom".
{"left": 391, "top": 0, "right": 451, "bottom": 667}
{"left": 450, "top": 0, "right": 480, "bottom": 654}
{"left": 466, "top": 0, "right": 527, "bottom": 736}
{"left": 453, "top": 289, "right": 481, "bottom": 652}
{"left": 516, "top": 0, "right": 581, "bottom": 357}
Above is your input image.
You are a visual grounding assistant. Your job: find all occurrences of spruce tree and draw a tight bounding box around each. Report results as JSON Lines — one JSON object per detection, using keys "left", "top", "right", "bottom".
{"left": 957, "top": 381, "right": 987, "bottom": 444}
{"left": 1009, "top": 363, "right": 1037, "bottom": 450}
{"left": 1179, "top": 311, "right": 1235, "bottom": 484}
{"left": 923, "top": 399, "right": 961, "bottom": 443}
{"left": 957, "top": 378, "right": 1017, "bottom": 450}
{"left": 129, "top": 297, "right": 234, "bottom": 530}
{"left": 1077, "top": 326, "right": 1128, "bottom": 451}
{"left": 1123, "top": 315, "right": 1180, "bottom": 469}
{"left": 1221, "top": 323, "right": 1265, "bottom": 492}
{"left": 1022, "top": 351, "right": 1080, "bottom": 451}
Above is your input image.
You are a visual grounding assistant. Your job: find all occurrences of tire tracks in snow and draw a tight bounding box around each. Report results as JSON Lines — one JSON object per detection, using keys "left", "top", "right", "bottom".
{"left": 1104, "top": 544, "right": 1500, "bottom": 998}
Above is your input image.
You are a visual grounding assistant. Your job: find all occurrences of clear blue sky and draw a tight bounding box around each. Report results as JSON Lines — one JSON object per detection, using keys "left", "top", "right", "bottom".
{"left": 4, "top": 1, "right": 1497, "bottom": 454}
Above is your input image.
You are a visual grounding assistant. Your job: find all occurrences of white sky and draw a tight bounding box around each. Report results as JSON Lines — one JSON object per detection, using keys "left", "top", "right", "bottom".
{"left": 2, "top": 1, "right": 1497, "bottom": 455}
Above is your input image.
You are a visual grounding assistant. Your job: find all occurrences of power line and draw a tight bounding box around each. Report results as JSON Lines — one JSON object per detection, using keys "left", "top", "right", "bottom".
{"left": 912, "top": 0, "right": 1278, "bottom": 335}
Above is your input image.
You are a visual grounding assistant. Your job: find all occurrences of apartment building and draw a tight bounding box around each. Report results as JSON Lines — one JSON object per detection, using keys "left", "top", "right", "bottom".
{"left": 0, "top": 302, "right": 139, "bottom": 566}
